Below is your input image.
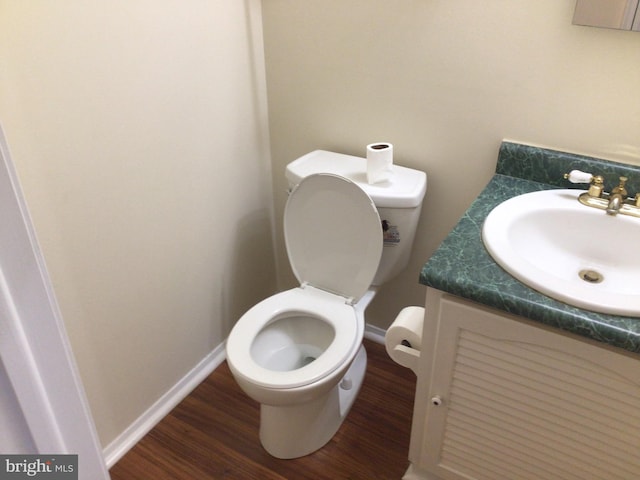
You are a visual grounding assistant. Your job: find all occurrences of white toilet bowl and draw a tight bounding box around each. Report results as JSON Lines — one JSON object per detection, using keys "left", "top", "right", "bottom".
{"left": 227, "top": 286, "right": 363, "bottom": 406}
{"left": 226, "top": 285, "right": 370, "bottom": 458}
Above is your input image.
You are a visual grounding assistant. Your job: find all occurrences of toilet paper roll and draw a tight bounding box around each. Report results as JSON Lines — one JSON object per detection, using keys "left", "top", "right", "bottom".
{"left": 385, "top": 306, "right": 424, "bottom": 372}
{"left": 366, "top": 142, "right": 394, "bottom": 184}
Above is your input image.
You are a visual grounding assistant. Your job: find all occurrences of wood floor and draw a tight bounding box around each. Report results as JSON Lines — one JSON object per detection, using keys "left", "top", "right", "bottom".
{"left": 109, "top": 339, "right": 417, "bottom": 480}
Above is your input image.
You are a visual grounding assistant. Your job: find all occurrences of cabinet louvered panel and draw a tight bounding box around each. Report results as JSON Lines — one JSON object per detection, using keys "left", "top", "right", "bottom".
{"left": 439, "top": 329, "right": 640, "bottom": 480}
{"left": 415, "top": 292, "right": 640, "bottom": 480}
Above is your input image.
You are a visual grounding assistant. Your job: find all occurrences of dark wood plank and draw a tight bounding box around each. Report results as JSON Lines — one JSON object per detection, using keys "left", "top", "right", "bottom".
{"left": 110, "top": 339, "right": 416, "bottom": 479}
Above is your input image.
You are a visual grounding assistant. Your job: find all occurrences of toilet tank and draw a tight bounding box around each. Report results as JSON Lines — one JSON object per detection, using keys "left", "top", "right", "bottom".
{"left": 285, "top": 150, "right": 427, "bottom": 286}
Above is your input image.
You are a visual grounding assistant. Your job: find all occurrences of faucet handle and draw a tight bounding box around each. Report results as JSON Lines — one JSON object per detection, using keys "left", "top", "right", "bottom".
{"left": 612, "top": 176, "right": 628, "bottom": 197}
{"left": 564, "top": 170, "right": 604, "bottom": 197}
{"left": 564, "top": 170, "right": 593, "bottom": 184}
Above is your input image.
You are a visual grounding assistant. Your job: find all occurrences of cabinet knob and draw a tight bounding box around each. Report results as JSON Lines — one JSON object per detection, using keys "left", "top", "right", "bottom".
{"left": 431, "top": 395, "right": 443, "bottom": 406}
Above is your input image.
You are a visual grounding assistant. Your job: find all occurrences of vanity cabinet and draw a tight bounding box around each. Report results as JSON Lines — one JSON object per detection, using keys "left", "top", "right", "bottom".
{"left": 404, "top": 288, "right": 640, "bottom": 480}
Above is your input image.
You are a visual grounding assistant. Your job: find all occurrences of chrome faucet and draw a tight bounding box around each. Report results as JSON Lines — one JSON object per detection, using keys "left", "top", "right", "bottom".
{"left": 606, "top": 193, "right": 623, "bottom": 215}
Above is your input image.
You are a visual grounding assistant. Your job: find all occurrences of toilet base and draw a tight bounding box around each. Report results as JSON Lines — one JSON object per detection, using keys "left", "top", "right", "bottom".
{"left": 259, "top": 344, "right": 368, "bottom": 459}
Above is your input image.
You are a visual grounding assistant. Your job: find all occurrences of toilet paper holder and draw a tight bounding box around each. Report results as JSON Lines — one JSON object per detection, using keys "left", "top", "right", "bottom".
{"left": 385, "top": 306, "right": 424, "bottom": 375}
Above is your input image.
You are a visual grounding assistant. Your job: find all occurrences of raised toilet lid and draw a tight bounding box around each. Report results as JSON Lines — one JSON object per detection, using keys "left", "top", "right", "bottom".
{"left": 285, "top": 173, "right": 383, "bottom": 303}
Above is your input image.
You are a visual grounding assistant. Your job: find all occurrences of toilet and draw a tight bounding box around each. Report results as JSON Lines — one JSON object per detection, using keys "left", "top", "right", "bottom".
{"left": 226, "top": 150, "right": 426, "bottom": 459}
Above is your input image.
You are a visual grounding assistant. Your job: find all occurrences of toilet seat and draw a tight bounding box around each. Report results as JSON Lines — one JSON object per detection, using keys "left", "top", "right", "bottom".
{"left": 285, "top": 173, "right": 383, "bottom": 303}
{"left": 226, "top": 287, "right": 360, "bottom": 389}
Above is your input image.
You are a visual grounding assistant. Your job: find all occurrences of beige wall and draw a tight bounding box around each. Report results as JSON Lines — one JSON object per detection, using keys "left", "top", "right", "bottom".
{"left": 0, "top": 0, "right": 275, "bottom": 447}
{"left": 262, "top": 0, "right": 640, "bottom": 329}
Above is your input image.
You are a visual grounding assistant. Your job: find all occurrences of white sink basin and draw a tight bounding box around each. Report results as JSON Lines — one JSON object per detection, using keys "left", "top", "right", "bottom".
{"left": 482, "top": 189, "right": 640, "bottom": 317}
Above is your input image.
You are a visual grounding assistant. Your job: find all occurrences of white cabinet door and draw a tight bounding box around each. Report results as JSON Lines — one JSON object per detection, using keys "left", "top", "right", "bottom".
{"left": 414, "top": 289, "right": 640, "bottom": 480}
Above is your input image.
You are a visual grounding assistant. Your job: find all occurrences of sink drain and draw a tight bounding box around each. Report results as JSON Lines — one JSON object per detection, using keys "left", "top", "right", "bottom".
{"left": 579, "top": 269, "right": 603, "bottom": 284}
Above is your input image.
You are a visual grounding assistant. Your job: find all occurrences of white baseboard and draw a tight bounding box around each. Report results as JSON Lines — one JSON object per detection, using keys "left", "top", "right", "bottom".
{"left": 103, "top": 341, "right": 227, "bottom": 468}
{"left": 364, "top": 323, "right": 386, "bottom": 344}
{"left": 103, "top": 324, "right": 388, "bottom": 468}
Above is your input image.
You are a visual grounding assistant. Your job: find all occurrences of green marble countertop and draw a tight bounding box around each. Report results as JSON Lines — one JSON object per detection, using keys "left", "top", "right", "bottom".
{"left": 420, "top": 142, "right": 640, "bottom": 354}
